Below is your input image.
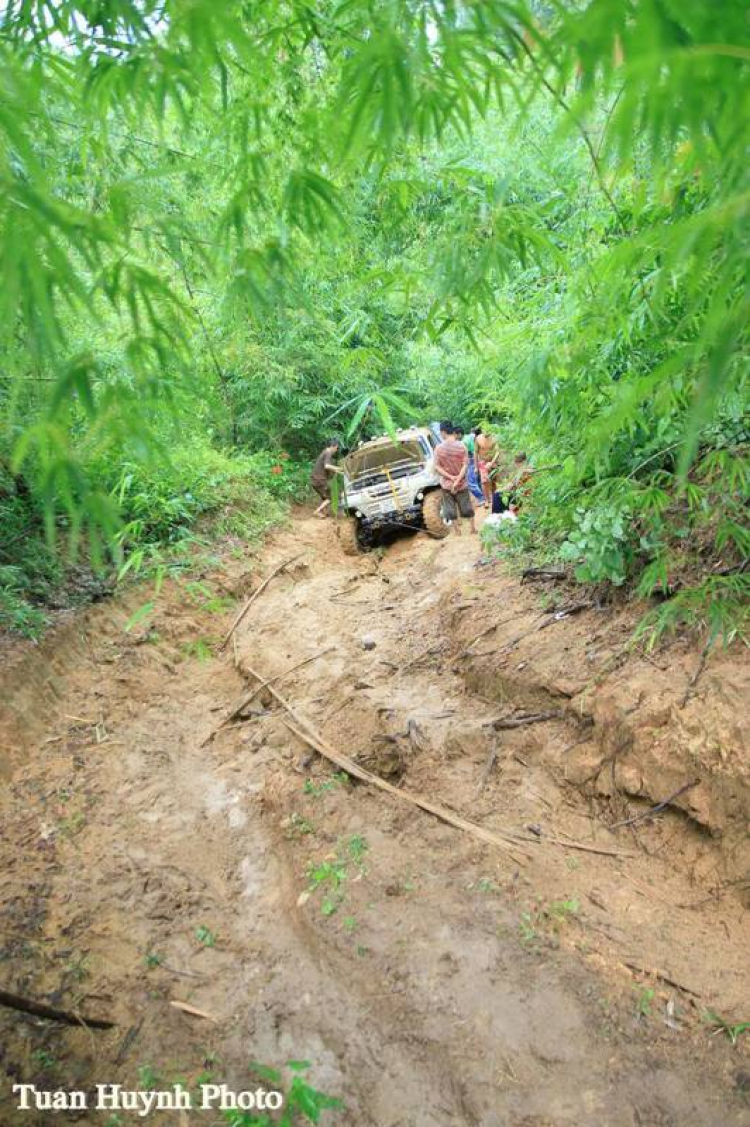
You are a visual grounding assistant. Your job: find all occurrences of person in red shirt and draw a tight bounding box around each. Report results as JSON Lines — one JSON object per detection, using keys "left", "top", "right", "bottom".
{"left": 433, "top": 424, "right": 477, "bottom": 535}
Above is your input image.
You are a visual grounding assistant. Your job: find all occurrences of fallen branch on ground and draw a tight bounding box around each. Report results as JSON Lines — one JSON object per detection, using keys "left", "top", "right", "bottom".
{"left": 114, "top": 1020, "right": 143, "bottom": 1064}
{"left": 0, "top": 988, "right": 116, "bottom": 1029}
{"left": 608, "top": 780, "right": 699, "bottom": 830}
{"left": 521, "top": 568, "right": 568, "bottom": 582}
{"left": 477, "top": 738, "right": 500, "bottom": 794}
{"left": 399, "top": 641, "right": 444, "bottom": 673}
{"left": 238, "top": 660, "right": 531, "bottom": 860}
{"left": 536, "top": 836, "right": 634, "bottom": 858}
{"left": 460, "top": 612, "right": 519, "bottom": 657}
{"left": 283, "top": 717, "right": 530, "bottom": 863}
{"left": 488, "top": 710, "right": 562, "bottom": 730}
{"left": 203, "top": 646, "right": 335, "bottom": 745}
{"left": 219, "top": 555, "right": 303, "bottom": 650}
{"left": 169, "top": 1000, "right": 219, "bottom": 1023}
{"left": 623, "top": 960, "right": 700, "bottom": 998}
{"left": 679, "top": 641, "right": 713, "bottom": 709}
{"left": 495, "top": 603, "right": 594, "bottom": 657}
{"left": 537, "top": 601, "right": 594, "bottom": 630}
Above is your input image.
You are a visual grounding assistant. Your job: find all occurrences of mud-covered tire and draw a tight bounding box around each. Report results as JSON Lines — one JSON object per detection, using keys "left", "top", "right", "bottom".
{"left": 338, "top": 517, "right": 361, "bottom": 556}
{"left": 421, "top": 490, "right": 451, "bottom": 538}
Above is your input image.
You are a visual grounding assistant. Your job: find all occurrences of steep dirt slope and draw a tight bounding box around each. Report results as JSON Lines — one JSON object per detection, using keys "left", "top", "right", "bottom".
{"left": 0, "top": 511, "right": 748, "bottom": 1126}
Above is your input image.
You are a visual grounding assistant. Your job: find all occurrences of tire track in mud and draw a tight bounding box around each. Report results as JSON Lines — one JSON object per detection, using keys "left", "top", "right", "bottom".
{"left": 1, "top": 513, "right": 748, "bottom": 1126}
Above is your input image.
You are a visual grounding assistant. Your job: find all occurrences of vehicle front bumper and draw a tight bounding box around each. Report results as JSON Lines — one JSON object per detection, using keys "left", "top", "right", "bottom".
{"left": 355, "top": 504, "right": 423, "bottom": 529}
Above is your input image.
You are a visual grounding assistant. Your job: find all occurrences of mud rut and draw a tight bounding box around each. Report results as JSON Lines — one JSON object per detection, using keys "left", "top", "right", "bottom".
{"left": 1, "top": 511, "right": 748, "bottom": 1127}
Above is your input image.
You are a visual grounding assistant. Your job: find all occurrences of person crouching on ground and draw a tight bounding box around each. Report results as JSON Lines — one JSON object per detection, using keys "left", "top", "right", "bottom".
{"left": 311, "top": 437, "right": 342, "bottom": 518}
{"left": 434, "top": 424, "right": 477, "bottom": 535}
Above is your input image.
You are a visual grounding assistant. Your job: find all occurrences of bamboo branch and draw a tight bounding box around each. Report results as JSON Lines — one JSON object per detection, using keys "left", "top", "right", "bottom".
{"left": 238, "top": 660, "right": 530, "bottom": 860}
{"left": 283, "top": 718, "right": 530, "bottom": 863}
{"left": 219, "top": 555, "right": 303, "bottom": 650}
{"left": 204, "top": 646, "right": 335, "bottom": 744}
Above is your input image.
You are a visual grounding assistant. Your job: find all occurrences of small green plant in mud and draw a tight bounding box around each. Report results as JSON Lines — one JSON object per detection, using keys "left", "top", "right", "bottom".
{"left": 32, "top": 1048, "right": 56, "bottom": 1071}
{"left": 125, "top": 599, "right": 157, "bottom": 634}
{"left": 303, "top": 773, "right": 349, "bottom": 798}
{"left": 546, "top": 898, "right": 580, "bottom": 925}
{"left": 195, "top": 925, "right": 217, "bottom": 948}
{"left": 346, "top": 835, "right": 368, "bottom": 868}
{"left": 518, "top": 897, "right": 579, "bottom": 946}
{"left": 183, "top": 580, "right": 235, "bottom": 615}
{"left": 470, "top": 876, "right": 500, "bottom": 894}
{"left": 306, "top": 836, "right": 368, "bottom": 917}
{"left": 518, "top": 912, "right": 538, "bottom": 946}
{"left": 182, "top": 636, "right": 216, "bottom": 662}
{"left": 636, "top": 987, "right": 655, "bottom": 1018}
{"left": 285, "top": 813, "right": 315, "bottom": 839}
{"left": 137, "top": 1065, "right": 162, "bottom": 1089}
{"left": 58, "top": 811, "right": 87, "bottom": 838}
{"left": 144, "top": 951, "right": 164, "bottom": 969}
{"left": 705, "top": 1011, "right": 750, "bottom": 1046}
{"left": 64, "top": 951, "right": 90, "bottom": 981}
{"left": 342, "top": 916, "right": 357, "bottom": 933}
{"left": 221, "top": 1061, "right": 343, "bottom": 1126}
{"left": 307, "top": 859, "right": 348, "bottom": 917}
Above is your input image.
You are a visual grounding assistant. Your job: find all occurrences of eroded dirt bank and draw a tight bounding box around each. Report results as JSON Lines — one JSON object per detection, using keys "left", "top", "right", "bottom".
{"left": 1, "top": 510, "right": 748, "bottom": 1126}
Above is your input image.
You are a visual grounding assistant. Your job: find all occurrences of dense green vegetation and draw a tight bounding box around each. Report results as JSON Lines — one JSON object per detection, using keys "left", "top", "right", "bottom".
{"left": 0, "top": 1, "right": 747, "bottom": 640}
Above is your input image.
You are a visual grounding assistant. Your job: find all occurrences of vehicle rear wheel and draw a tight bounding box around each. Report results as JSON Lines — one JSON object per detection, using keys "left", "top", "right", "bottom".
{"left": 337, "top": 517, "right": 361, "bottom": 556}
{"left": 421, "top": 491, "right": 451, "bottom": 538}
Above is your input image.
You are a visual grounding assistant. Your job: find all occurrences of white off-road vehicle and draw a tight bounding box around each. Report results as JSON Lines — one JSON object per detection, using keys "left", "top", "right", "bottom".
{"left": 336, "top": 426, "right": 450, "bottom": 554}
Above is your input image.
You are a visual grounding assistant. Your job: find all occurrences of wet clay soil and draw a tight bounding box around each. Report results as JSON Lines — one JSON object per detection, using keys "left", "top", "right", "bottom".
{"left": 1, "top": 509, "right": 748, "bottom": 1126}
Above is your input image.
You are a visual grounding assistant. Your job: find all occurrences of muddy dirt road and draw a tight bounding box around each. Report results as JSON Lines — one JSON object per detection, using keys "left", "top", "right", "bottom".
{"left": 1, "top": 510, "right": 748, "bottom": 1126}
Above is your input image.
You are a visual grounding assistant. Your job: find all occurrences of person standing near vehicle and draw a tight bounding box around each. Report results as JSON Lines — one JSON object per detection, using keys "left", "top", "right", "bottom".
{"left": 434, "top": 424, "right": 476, "bottom": 535}
{"left": 474, "top": 428, "right": 499, "bottom": 508}
{"left": 311, "top": 437, "right": 342, "bottom": 517}
{"left": 462, "top": 426, "right": 484, "bottom": 503}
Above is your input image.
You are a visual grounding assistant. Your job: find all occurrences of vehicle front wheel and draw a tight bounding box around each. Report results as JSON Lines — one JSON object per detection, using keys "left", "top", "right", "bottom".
{"left": 337, "top": 517, "right": 361, "bottom": 556}
{"left": 421, "top": 491, "right": 451, "bottom": 538}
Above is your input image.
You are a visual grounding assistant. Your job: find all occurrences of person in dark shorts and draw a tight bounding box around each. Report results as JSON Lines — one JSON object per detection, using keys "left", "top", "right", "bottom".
{"left": 433, "top": 424, "right": 476, "bottom": 535}
{"left": 311, "top": 438, "right": 341, "bottom": 517}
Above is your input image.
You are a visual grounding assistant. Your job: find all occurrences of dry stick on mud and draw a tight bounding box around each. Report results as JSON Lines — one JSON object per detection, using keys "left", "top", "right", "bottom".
{"left": 608, "top": 781, "right": 699, "bottom": 831}
{"left": 114, "top": 1020, "right": 143, "bottom": 1065}
{"left": 169, "top": 1000, "right": 219, "bottom": 1023}
{"left": 679, "top": 640, "right": 713, "bottom": 709}
{"left": 488, "top": 711, "right": 562, "bottom": 730}
{"left": 238, "top": 661, "right": 531, "bottom": 859}
{"left": 283, "top": 717, "right": 531, "bottom": 864}
{"left": 204, "top": 646, "right": 336, "bottom": 744}
{"left": 0, "top": 988, "right": 116, "bottom": 1030}
{"left": 219, "top": 554, "right": 303, "bottom": 650}
{"left": 496, "top": 603, "right": 594, "bottom": 658}
{"left": 539, "top": 836, "right": 634, "bottom": 858}
{"left": 521, "top": 567, "right": 568, "bottom": 582}
{"left": 622, "top": 961, "right": 700, "bottom": 999}
{"left": 477, "top": 738, "right": 500, "bottom": 794}
{"left": 460, "top": 612, "right": 520, "bottom": 657}
{"left": 400, "top": 641, "right": 444, "bottom": 673}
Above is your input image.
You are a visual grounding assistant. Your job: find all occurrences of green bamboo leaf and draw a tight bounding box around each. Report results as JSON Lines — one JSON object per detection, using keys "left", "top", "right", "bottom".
{"left": 373, "top": 394, "right": 398, "bottom": 440}
{"left": 346, "top": 395, "right": 372, "bottom": 438}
